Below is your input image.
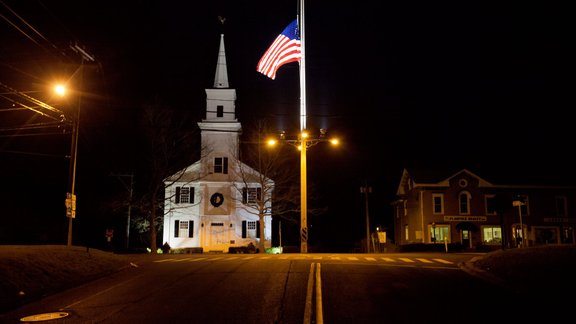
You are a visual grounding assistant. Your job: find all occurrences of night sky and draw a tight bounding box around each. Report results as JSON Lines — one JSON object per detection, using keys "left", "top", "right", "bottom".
{"left": 1, "top": 1, "right": 574, "bottom": 249}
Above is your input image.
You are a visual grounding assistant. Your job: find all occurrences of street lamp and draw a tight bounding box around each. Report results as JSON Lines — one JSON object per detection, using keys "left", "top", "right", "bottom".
{"left": 512, "top": 197, "right": 525, "bottom": 248}
{"left": 54, "top": 84, "right": 66, "bottom": 97}
{"left": 60, "top": 44, "right": 94, "bottom": 248}
{"left": 274, "top": 129, "right": 339, "bottom": 253}
{"left": 55, "top": 83, "right": 79, "bottom": 248}
{"left": 360, "top": 183, "right": 371, "bottom": 253}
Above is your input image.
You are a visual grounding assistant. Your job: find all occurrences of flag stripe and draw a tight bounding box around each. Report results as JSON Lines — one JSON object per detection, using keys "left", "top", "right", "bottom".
{"left": 257, "top": 19, "right": 301, "bottom": 80}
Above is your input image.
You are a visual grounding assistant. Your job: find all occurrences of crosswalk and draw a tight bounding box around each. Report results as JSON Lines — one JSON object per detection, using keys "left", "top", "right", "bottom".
{"left": 153, "top": 255, "right": 455, "bottom": 265}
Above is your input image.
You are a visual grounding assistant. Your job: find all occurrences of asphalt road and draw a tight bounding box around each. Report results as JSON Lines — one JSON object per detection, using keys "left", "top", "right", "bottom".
{"left": 0, "top": 253, "right": 563, "bottom": 323}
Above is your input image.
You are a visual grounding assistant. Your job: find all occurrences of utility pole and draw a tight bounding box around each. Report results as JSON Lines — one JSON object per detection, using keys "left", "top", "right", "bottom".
{"left": 360, "top": 182, "right": 372, "bottom": 253}
{"left": 112, "top": 173, "right": 134, "bottom": 250}
{"left": 66, "top": 43, "right": 95, "bottom": 247}
{"left": 65, "top": 107, "right": 79, "bottom": 247}
{"left": 513, "top": 196, "right": 525, "bottom": 248}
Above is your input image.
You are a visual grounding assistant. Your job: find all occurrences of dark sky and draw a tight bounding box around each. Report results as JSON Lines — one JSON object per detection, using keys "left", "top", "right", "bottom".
{"left": 1, "top": 1, "right": 574, "bottom": 247}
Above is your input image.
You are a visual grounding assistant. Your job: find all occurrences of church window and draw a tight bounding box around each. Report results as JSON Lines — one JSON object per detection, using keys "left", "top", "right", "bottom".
{"left": 242, "top": 187, "right": 262, "bottom": 204}
{"left": 175, "top": 186, "right": 193, "bottom": 204}
{"left": 242, "top": 220, "right": 260, "bottom": 238}
{"left": 174, "top": 220, "right": 193, "bottom": 238}
{"left": 214, "top": 157, "right": 228, "bottom": 174}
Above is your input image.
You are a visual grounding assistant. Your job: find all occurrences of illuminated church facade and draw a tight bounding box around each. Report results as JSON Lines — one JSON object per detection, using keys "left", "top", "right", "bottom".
{"left": 162, "top": 33, "right": 273, "bottom": 253}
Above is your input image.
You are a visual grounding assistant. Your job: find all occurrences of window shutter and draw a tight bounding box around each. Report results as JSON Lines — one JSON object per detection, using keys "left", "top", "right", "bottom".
{"left": 242, "top": 188, "right": 247, "bottom": 204}
{"left": 223, "top": 157, "right": 228, "bottom": 174}
{"left": 257, "top": 187, "right": 262, "bottom": 201}
{"left": 174, "top": 220, "right": 180, "bottom": 238}
{"left": 242, "top": 221, "right": 247, "bottom": 238}
{"left": 175, "top": 187, "right": 181, "bottom": 204}
{"left": 256, "top": 221, "right": 260, "bottom": 238}
{"left": 189, "top": 221, "right": 194, "bottom": 238}
{"left": 191, "top": 187, "right": 195, "bottom": 204}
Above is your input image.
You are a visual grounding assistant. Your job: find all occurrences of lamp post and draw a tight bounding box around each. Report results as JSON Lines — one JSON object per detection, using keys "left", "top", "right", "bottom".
{"left": 276, "top": 129, "right": 339, "bottom": 253}
{"left": 300, "top": 132, "right": 308, "bottom": 253}
{"left": 63, "top": 44, "right": 94, "bottom": 247}
{"left": 66, "top": 105, "right": 79, "bottom": 247}
{"left": 360, "top": 183, "right": 371, "bottom": 253}
{"left": 513, "top": 197, "right": 525, "bottom": 248}
{"left": 57, "top": 84, "right": 79, "bottom": 248}
{"left": 55, "top": 84, "right": 78, "bottom": 247}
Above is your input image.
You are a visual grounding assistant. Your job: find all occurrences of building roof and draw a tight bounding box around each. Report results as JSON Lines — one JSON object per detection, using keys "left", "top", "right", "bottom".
{"left": 397, "top": 166, "right": 576, "bottom": 196}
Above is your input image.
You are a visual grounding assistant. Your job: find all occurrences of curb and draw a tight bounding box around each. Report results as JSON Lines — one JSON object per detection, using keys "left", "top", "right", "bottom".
{"left": 458, "top": 256, "right": 509, "bottom": 288}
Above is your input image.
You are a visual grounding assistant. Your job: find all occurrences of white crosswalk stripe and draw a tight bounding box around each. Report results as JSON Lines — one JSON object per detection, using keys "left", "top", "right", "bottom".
{"left": 398, "top": 258, "right": 416, "bottom": 263}
{"left": 432, "top": 258, "right": 453, "bottom": 264}
{"left": 174, "top": 258, "right": 192, "bottom": 262}
{"left": 153, "top": 255, "right": 457, "bottom": 265}
{"left": 189, "top": 258, "right": 207, "bottom": 262}
{"left": 415, "top": 258, "right": 434, "bottom": 263}
{"left": 154, "top": 258, "right": 177, "bottom": 263}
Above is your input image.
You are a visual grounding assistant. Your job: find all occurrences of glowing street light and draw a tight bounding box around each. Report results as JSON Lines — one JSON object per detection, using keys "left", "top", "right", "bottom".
{"left": 54, "top": 84, "right": 66, "bottom": 97}
{"left": 54, "top": 45, "right": 95, "bottom": 248}
{"left": 55, "top": 81, "right": 83, "bottom": 248}
{"left": 273, "top": 128, "right": 339, "bottom": 253}
{"left": 55, "top": 83, "right": 79, "bottom": 248}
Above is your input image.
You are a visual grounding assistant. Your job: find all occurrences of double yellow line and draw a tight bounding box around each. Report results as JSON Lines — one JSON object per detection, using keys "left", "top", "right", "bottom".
{"left": 303, "top": 262, "right": 323, "bottom": 324}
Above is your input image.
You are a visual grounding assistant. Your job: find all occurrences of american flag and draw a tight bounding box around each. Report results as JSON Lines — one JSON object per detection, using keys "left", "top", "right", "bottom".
{"left": 257, "top": 19, "right": 301, "bottom": 80}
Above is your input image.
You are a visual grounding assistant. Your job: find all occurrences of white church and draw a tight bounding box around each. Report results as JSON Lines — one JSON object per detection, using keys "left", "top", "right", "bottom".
{"left": 161, "top": 33, "right": 273, "bottom": 253}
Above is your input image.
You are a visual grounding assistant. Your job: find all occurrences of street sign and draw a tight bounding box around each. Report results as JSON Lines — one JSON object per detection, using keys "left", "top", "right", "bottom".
{"left": 65, "top": 193, "right": 76, "bottom": 218}
{"left": 105, "top": 229, "right": 114, "bottom": 242}
{"left": 377, "top": 231, "right": 386, "bottom": 243}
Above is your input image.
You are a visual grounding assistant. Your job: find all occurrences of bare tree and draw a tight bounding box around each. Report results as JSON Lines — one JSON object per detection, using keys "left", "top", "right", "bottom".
{"left": 230, "top": 119, "right": 302, "bottom": 253}
{"left": 133, "top": 99, "right": 200, "bottom": 253}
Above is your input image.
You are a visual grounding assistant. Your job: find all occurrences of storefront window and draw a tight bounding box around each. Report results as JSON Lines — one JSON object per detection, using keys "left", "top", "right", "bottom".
{"left": 482, "top": 226, "right": 502, "bottom": 245}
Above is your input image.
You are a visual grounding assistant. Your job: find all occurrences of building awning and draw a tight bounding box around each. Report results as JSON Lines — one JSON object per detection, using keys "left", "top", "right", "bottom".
{"left": 455, "top": 222, "right": 478, "bottom": 231}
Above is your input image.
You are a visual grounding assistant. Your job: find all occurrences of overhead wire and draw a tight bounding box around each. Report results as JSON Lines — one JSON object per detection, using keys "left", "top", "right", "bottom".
{"left": 0, "top": 0, "right": 65, "bottom": 62}
{"left": 0, "top": 0, "right": 55, "bottom": 44}
{"left": 0, "top": 1, "right": 75, "bottom": 139}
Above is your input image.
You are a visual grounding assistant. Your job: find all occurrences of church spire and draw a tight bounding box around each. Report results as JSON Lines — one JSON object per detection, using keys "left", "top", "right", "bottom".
{"left": 213, "top": 20, "right": 229, "bottom": 88}
{"left": 200, "top": 21, "right": 237, "bottom": 123}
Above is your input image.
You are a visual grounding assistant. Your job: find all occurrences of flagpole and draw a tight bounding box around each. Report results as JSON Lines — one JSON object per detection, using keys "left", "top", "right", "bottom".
{"left": 300, "top": 0, "right": 306, "bottom": 131}
{"left": 299, "top": 0, "right": 308, "bottom": 253}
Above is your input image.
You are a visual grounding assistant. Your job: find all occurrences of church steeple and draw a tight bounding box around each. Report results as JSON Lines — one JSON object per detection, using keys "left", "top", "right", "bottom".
{"left": 198, "top": 28, "right": 241, "bottom": 162}
{"left": 214, "top": 34, "right": 229, "bottom": 88}
{"left": 201, "top": 32, "right": 237, "bottom": 123}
